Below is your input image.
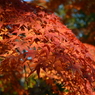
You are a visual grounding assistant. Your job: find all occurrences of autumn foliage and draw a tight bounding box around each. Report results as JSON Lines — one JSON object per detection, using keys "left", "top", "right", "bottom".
{"left": 31, "top": 0, "right": 95, "bottom": 46}
{"left": 0, "top": 0, "right": 95, "bottom": 95}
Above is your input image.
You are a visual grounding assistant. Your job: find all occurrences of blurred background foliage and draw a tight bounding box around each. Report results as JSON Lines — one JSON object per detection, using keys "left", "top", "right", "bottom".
{"left": 0, "top": 72, "right": 68, "bottom": 95}
{"left": 24, "top": 0, "right": 95, "bottom": 46}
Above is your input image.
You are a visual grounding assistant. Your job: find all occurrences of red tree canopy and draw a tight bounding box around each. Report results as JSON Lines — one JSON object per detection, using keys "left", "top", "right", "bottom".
{"left": 0, "top": 0, "right": 95, "bottom": 95}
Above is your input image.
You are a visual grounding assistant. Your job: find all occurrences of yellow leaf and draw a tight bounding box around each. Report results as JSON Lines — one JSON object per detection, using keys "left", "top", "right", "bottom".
{"left": 0, "top": 36, "right": 3, "bottom": 40}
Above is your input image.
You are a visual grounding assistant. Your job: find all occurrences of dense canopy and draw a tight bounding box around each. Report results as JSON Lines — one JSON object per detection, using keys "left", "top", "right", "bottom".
{"left": 0, "top": 0, "right": 95, "bottom": 95}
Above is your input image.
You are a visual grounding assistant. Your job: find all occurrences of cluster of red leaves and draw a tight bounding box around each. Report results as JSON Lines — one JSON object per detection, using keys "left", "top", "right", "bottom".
{"left": 0, "top": 1, "right": 95, "bottom": 95}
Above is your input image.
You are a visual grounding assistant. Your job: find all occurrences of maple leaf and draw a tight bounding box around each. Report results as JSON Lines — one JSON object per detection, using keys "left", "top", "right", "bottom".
{"left": 85, "top": 80, "right": 94, "bottom": 95}
{"left": 13, "top": 41, "right": 28, "bottom": 52}
{"left": 39, "top": 44, "right": 51, "bottom": 57}
{"left": 84, "top": 43, "right": 95, "bottom": 62}
{"left": 54, "top": 60, "right": 63, "bottom": 71}
{"left": 0, "top": 22, "right": 3, "bottom": 28}
{"left": 24, "top": 49, "right": 37, "bottom": 60}
{"left": 68, "top": 63, "right": 83, "bottom": 77}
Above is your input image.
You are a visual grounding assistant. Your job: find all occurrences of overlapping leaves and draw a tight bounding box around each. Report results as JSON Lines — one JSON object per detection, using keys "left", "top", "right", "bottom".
{"left": 0, "top": 1, "right": 95, "bottom": 95}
